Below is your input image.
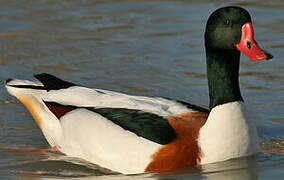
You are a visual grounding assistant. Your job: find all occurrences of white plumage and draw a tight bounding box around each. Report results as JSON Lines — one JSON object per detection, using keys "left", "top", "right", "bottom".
{"left": 42, "top": 86, "right": 191, "bottom": 117}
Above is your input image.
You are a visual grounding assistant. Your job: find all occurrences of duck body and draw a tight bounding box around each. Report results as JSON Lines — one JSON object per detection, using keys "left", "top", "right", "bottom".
{"left": 5, "top": 6, "right": 272, "bottom": 174}
{"left": 6, "top": 77, "right": 207, "bottom": 173}
{"left": 5, "top": 75, "right": 258, "bottom": 174}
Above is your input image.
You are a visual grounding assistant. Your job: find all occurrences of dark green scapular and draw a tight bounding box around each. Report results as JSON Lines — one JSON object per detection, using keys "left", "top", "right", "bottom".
{"left": 89, "top": 108, "right": 176, "bottom": 145}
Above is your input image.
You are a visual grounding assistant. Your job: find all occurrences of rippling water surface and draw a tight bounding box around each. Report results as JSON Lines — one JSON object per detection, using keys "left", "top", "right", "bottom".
{"left": 0, "top": 0, "right": 283, "bottom": 179}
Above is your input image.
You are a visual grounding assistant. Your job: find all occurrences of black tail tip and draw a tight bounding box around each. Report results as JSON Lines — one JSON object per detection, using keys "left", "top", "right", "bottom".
{"left": 6, "top": 78, "right": 14, "bottom": 84}
{"left": 33, "top": 73, "right": 76, "bottom": 91}
{"left": 34, "top": 73, "right": 56, "bottom": 80}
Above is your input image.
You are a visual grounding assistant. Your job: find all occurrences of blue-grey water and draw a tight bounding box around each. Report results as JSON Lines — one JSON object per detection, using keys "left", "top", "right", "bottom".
{"left": 0, "top": 0, "right": 283, "bottom": 179}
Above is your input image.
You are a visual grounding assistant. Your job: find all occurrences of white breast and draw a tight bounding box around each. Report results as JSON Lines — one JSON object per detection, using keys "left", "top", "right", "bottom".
{"left": 198, "top": 101, "right": 259, "bottom": 164}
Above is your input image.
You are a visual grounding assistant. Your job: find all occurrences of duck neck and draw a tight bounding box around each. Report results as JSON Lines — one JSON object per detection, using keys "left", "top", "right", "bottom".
{"left": 206, "top": 47, "right": 243, "bottom": 110}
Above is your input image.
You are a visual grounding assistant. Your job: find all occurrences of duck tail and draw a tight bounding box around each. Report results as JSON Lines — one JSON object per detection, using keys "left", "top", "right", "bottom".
{"left": 5, "top": 73, "right": 77, "bottom": 96}
{"left": 5, "top": 77, "right": 46, "bottom": 97}
{"left": 5, "top": 75, "right": 64, "bottom": 147}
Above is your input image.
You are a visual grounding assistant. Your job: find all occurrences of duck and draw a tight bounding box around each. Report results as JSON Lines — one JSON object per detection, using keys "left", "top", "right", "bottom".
{"left": 5, "top": 6, "right": 273, "bottom": 174}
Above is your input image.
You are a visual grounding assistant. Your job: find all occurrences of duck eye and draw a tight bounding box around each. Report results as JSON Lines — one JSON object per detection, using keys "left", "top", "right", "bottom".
{"left": 224, "top": 19, "right": 232, "bottom": 27}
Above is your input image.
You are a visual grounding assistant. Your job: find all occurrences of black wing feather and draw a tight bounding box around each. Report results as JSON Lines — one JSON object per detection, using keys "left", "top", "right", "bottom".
{"left": 176, "top": 100, "right": 210, "bottom": 113}
{"left": 44, "top": 101, "right": 176, "bottom": 145}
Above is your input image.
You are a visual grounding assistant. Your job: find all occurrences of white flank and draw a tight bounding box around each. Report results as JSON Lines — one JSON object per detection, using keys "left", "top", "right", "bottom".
{"left": 59, "top": 109, "right": 161, "bottom": 174}
{"left": 198, "top": 101, "right": 259, "bottom": 164}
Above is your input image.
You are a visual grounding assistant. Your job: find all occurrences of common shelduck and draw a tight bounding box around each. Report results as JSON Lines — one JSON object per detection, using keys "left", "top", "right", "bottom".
{"left": 5, "top": 6, "right": 273, "bottom": 174}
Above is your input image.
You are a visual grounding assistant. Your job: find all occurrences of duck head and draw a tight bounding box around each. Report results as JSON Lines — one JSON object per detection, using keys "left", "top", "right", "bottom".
{"left": 204, "top": 6, "right": 273, "bottom": 109}
{"left": 205, "top": 6, "right": 273, "bottom": 61}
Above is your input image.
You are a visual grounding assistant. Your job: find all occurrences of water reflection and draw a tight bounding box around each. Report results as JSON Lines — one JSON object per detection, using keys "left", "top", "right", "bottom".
{"left": 1, "top": 142, "right": 259, "bottom": 180}
{"left": 200, "top": 156, "right": 258, "bottom": 180}
{"left": 17, "top": 156, "right": 258, "bottom": 180}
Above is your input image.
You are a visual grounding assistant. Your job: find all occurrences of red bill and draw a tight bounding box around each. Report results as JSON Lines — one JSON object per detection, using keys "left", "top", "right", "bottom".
{"left": 235, "top": 22, "right": 273, "bottom": 61}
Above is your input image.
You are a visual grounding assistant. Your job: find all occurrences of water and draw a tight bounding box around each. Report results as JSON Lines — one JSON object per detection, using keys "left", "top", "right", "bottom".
{"left": 0, "top": 0, "right": 283, "bottom": 179}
